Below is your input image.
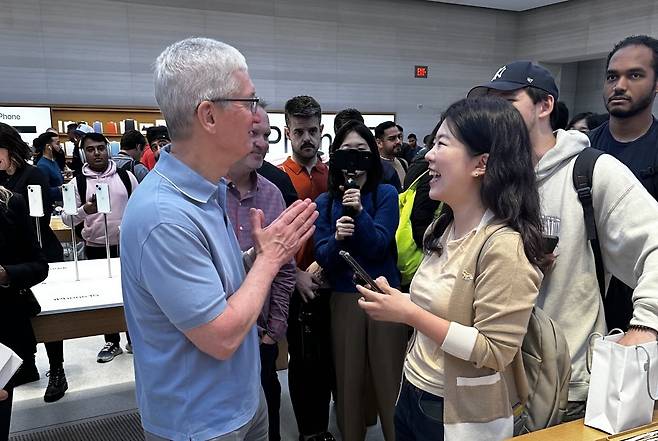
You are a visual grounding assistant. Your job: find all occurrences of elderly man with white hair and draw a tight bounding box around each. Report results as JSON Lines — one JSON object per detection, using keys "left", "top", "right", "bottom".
{"left": 120, "top": 38, "right": 318, "bottom": 441}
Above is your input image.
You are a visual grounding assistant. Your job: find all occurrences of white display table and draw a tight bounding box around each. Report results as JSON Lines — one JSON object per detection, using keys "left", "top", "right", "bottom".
{"left": 29, "top": 258, "right": 290, "bottom": 371}
{"left": 30, "top": 258, "right": 127, "bottom": 343}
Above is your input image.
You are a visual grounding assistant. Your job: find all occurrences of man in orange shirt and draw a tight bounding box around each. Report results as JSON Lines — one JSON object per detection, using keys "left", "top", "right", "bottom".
{"left": 141, "top": 126, "right": 170, "bottom": 170}
{"left": 279, "top": 95, "right": 334, "bottom": 441}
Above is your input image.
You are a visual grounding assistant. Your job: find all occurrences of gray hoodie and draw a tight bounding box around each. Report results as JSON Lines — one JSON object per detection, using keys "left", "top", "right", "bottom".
{"left": 535, "top": 129, "right": 658, "bottom": 401}
{"left": 113, "top": 153, "right": 149, "bottom": 183}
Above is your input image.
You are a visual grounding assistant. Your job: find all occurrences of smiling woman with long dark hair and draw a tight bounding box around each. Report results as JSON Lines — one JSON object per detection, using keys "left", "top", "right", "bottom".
{"left": 358, "top": 97, "right": 546, "bottom": 441}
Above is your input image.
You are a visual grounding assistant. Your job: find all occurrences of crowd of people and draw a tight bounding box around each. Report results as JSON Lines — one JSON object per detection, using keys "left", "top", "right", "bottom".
{"left": 0, "top": 121, "right": 172, "bottom": 405}
{"left": 0, "top": 33, "right": 657, "bottom": 441}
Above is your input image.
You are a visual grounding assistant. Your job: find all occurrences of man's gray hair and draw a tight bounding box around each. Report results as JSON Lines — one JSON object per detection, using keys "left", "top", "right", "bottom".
{"left": 154, "top": 37, "right": 248, "bottom": 140}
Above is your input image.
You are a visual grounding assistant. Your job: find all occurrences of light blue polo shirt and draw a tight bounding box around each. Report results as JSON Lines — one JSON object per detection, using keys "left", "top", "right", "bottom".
{"left": 120, "top": 148, "right": 260, "bottom": 441}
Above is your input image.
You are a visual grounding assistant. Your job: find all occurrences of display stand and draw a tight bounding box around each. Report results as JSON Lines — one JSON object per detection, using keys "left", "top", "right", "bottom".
{"left": 31, "top": 180, "right": 124, "bottom": 343}
{"left": 30, "top": 259, "right": 125, "bottom": 343}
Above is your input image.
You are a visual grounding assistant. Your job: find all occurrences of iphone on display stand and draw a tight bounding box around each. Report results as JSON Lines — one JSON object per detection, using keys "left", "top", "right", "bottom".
{"left": 27, "top": 185, "right": 44, "bottom": 247}
{"left": 62, "top": 183, "right": 77, "bottom": 215}
{"left": 95, "top": 183, "right": 113, "bottom": 278}
{"left": 62, "top": 183, "right": 80, "bottom": 281}
{"left": 95, "top": 183, "right": 111, "bottom": 214}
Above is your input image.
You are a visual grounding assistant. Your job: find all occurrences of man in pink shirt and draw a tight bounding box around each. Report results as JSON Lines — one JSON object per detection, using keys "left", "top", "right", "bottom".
{"left": 61, "top": 132, "right": 139, "bottom": 362}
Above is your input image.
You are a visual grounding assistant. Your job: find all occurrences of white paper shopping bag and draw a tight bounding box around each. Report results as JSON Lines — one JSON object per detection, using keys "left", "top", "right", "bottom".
{"left": 0, "top": 343, "right": 22, "bottom": 389}
{"left": 584, "top": 331, "right": 658, "bottom": 434}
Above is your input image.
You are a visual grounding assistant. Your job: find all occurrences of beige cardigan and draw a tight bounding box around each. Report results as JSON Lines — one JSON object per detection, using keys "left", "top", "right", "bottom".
{"left": 421, "top": 221, "right": 542, "bottom": 440}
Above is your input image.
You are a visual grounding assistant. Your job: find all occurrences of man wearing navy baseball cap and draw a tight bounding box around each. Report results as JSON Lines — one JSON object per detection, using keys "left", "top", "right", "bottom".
{"left": 467, "top": 61, "right": 658, "bottom": 423}
{"left": 469, "top": 60, "right": 559, "bottom": 98}
{"left": 468, "top": 60, "right": 561, "bottom": 134}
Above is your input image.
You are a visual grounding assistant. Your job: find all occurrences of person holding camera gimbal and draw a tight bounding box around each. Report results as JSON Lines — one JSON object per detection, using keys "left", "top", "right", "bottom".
{"left": 314, "top": 120, "right": 408, "bottom": 441}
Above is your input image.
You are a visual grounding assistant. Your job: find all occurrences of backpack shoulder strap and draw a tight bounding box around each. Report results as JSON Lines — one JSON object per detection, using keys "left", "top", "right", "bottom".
{"left": 133, "top": 160, "right": 144, "bottom": 174}
{"left": 638, "top": 131, "right": 658, "bottom": 197}
{"left": 572, "top": 147, "right": 605, "bottom": 297}
{"left": 75, "top": 174, "right": 87, "bottom": 203}
{"left": 118, "top": 157, "right": 134, "bottom": 173}
{"left": 474, "top": 224, "right": 509, "bottom": 270}
{"left": 117, "top": 169, "right": 133, "bottom": 197}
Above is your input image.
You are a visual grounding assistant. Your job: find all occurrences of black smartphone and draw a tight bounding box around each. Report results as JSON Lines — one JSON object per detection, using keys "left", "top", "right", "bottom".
{"left": 339, "top": 250, "right": 384, "bottom": 294}
{"left": 330, "top": 149, "right": 372, "bottom": 175}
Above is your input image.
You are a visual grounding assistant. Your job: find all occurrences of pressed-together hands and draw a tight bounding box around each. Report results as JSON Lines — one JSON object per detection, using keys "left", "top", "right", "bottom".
{"left": 251, "top": 198, "right": 318, "bottom": 268}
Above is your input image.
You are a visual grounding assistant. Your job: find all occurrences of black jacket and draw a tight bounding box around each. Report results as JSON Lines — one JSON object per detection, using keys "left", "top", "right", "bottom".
{"left": 257, "top": 160, "right": 299, "bottom": 207}
{"left": 0, "top": 165, "right": 64, "bottom": 262}
{"left": 381, "top": 160, "right": 402, "bottom": 192}
{"left": 403, "top": 158, "right": 441, "bottom": 248}
{"left": 0, "top": 194, "right": 49, "bottom": 361}
{"left": 70, "top": 145, "right": 84, "bottom": 176}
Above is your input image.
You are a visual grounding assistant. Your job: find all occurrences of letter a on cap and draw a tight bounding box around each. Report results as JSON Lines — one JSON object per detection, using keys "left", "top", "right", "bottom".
{"left": 492, "top": 65, "right": 507, "bottom": 81}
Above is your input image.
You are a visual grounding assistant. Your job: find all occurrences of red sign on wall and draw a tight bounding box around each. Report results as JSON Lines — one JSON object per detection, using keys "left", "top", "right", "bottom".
{"left": 415, "top": 65, "right": 428, "bottom": 78}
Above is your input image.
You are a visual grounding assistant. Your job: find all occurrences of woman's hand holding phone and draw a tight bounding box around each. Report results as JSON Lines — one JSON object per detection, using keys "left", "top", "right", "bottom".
{"left": 357, "top": 276, "right": 415, "bottom": 324}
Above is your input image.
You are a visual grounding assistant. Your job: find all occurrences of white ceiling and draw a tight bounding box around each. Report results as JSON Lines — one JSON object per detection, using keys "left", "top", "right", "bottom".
{"left": 426, "top": 0, "right": 568, "bottom": 12}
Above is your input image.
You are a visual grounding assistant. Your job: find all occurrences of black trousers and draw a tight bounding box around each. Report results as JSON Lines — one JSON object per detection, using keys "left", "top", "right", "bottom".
{"left": 44, "top": 341, "right": 63, "bottom": 368}
{"left": 286, "top": 290, "right": 334, "bottom": 436}
{"left": 0, "top": 387, "right": 13, "bottom": 441}
{"left": 85, "top": 244, "right": 119, "bottom": 259}
{"left": 21, "top": 335, "right": 63, "bottom": 371}
{"left": 85, "top": 245, "right": 129, "bottom": 345}
{"left": 260, "top": 342, "right": 281, "bottom": 441}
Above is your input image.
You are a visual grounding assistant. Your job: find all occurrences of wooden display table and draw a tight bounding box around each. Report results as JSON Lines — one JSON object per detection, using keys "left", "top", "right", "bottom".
{"left": 29, "top": 258, "right": 290, "bottom": 370}
{"left": 512, "top": 410, "right": 658, "bottom": 441}
{"left": 30, "top": 258, "right": 126, "bottom": 343}
{"left": 49, "top": 216, "right": 73, "bottom": 243}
